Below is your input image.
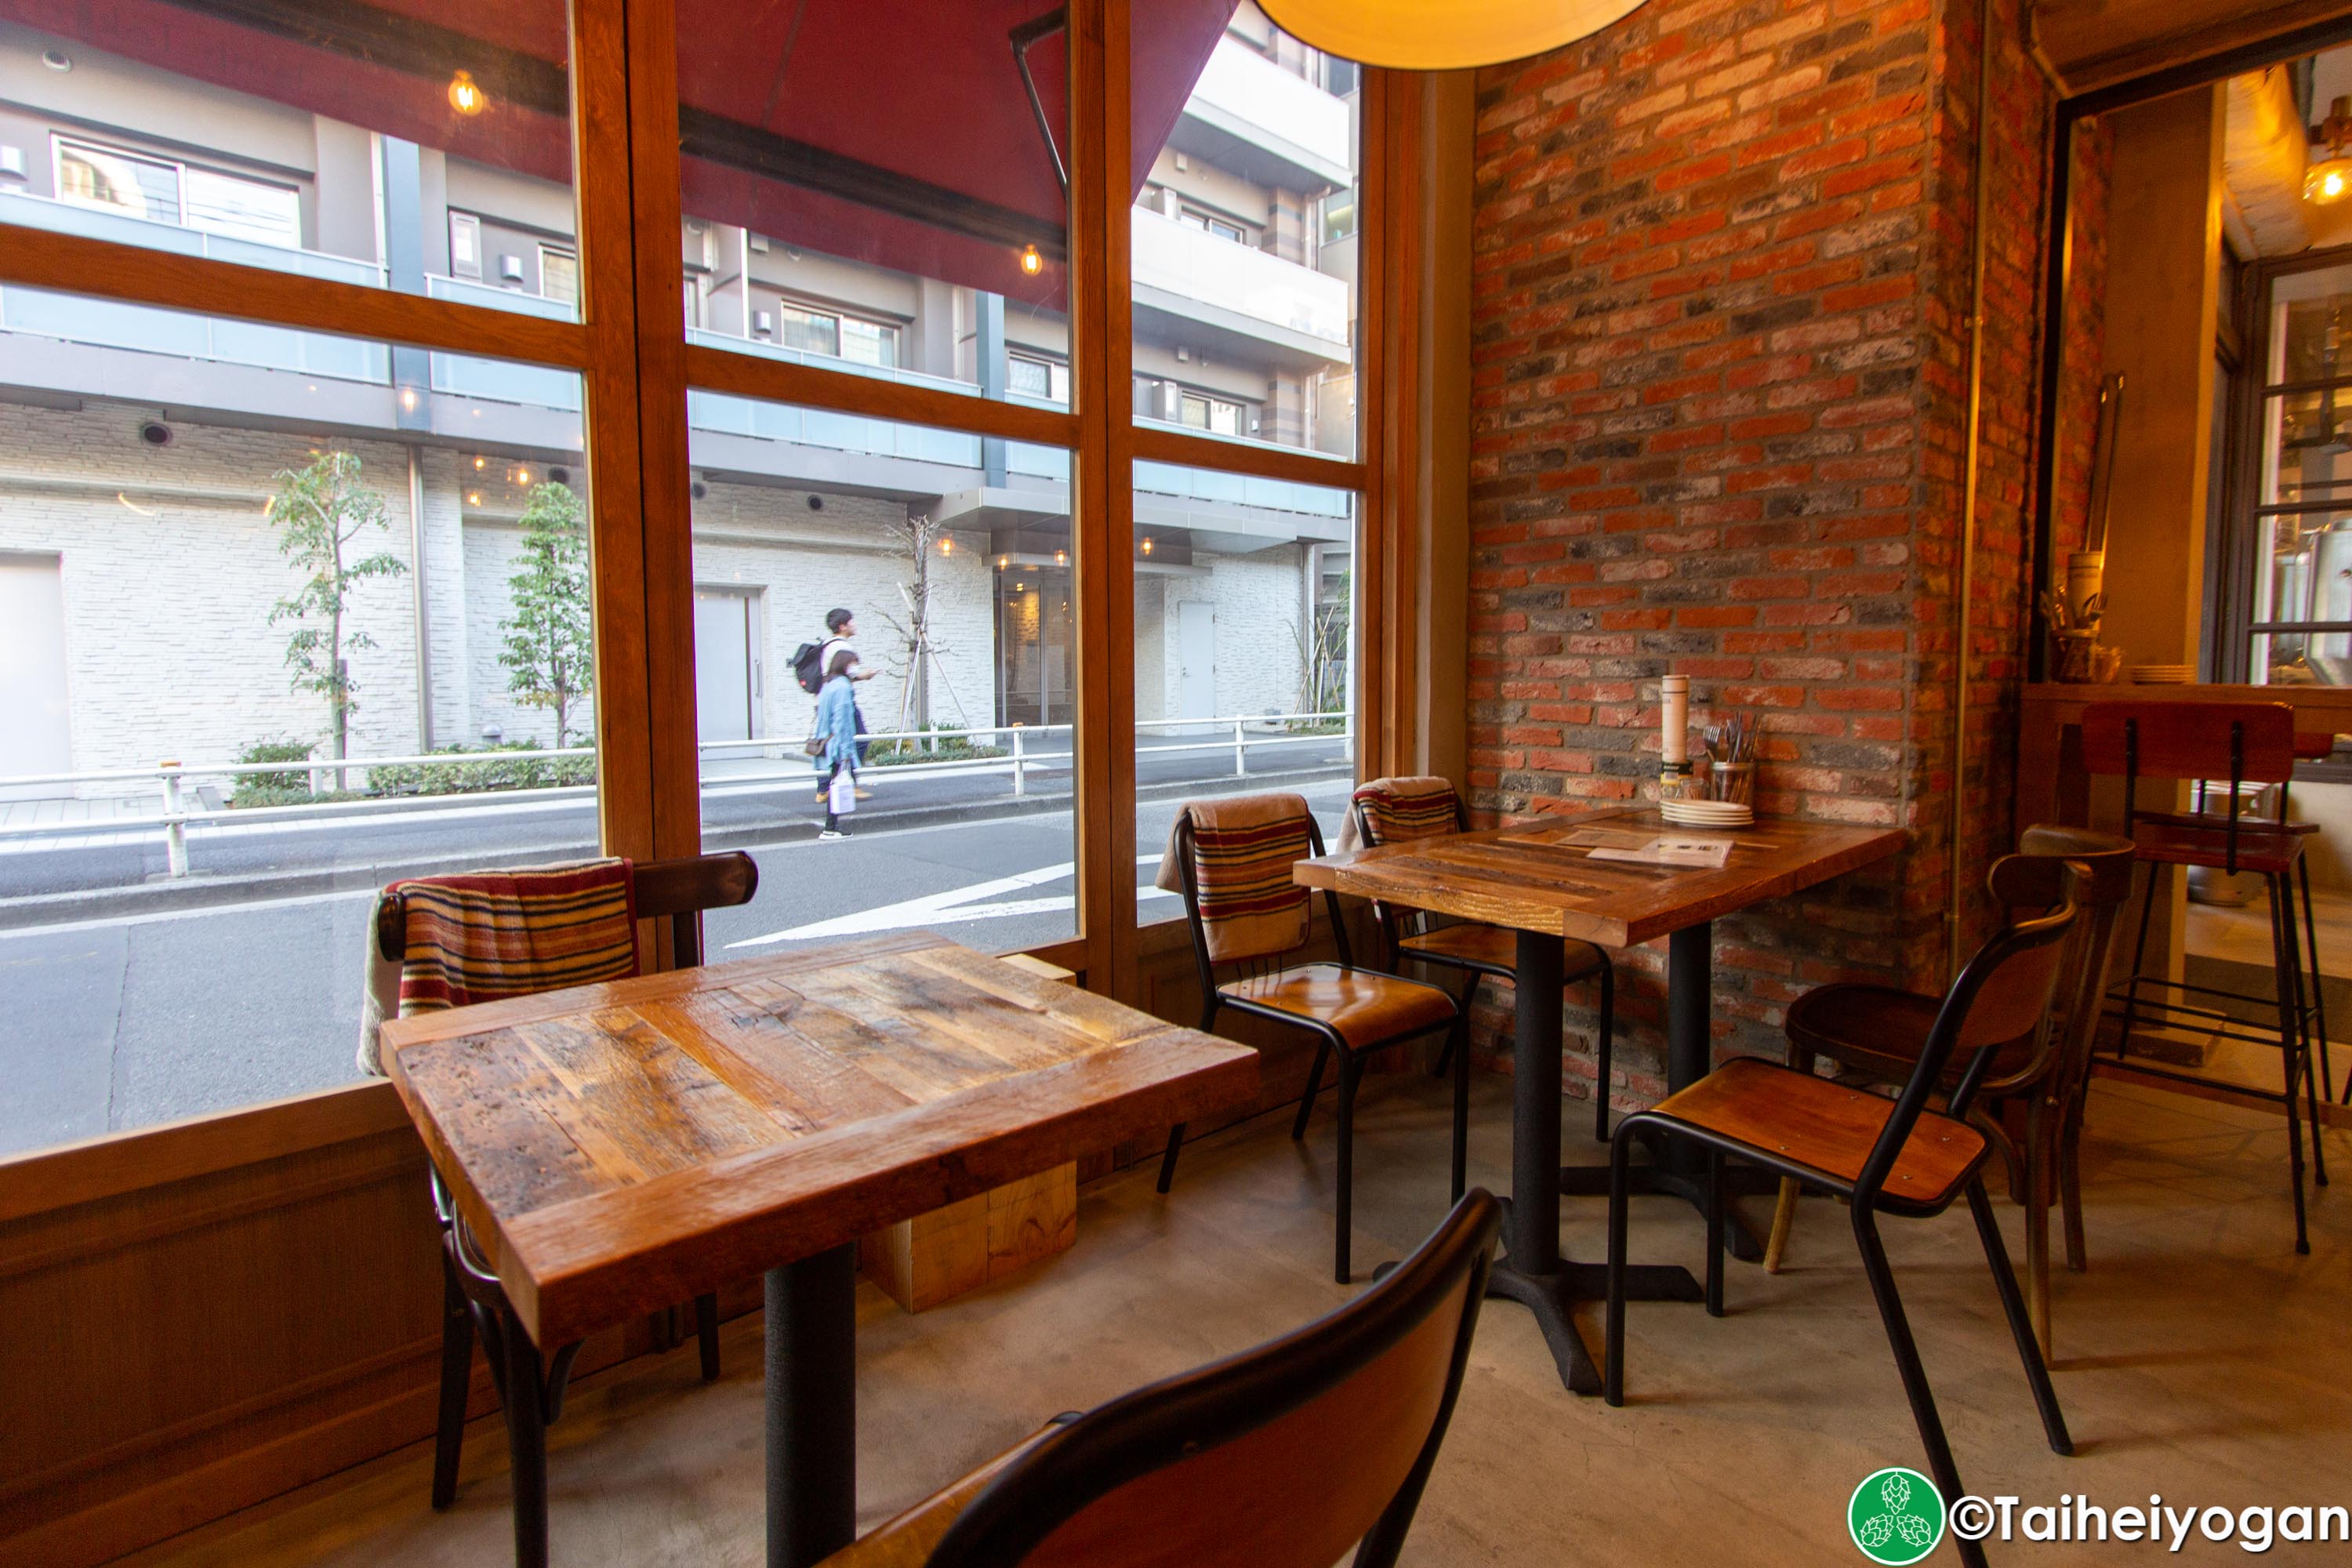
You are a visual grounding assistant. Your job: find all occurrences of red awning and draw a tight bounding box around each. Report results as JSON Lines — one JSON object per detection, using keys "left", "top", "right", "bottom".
{"left": 4, "top": 0, "right": 1237, "bottom": 310}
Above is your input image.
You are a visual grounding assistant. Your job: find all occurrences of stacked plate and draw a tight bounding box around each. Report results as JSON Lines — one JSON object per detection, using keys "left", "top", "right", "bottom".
{"left": 2129, "top": 664, "right": 2194, "bottom": 685}
{"left": 1661, "top": 797, "right": 1753, "bottom": 829}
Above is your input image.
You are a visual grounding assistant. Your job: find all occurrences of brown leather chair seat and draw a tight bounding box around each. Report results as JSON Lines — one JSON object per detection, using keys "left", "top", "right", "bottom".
{"left": 1787, "top": 985, "right": 2034, "bottom": 1087}
{"left": 2128, "top": 818, "right": 2303, "bottom": 876}
{"left": 1397, "top": 922, "right": 1608, "bottom": 983}
{"left": 1221, "top": 963, "right": 1457, "bottom": 1050}
{"left": 1648, "top": 1058, "right": 1990, "bottom": 1216}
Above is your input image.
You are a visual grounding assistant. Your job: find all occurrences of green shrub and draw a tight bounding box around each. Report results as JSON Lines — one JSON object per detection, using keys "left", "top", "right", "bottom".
{"left": 865, "top": 726, "right": 1007, "bottom": 767}
{"left": 367, "top": 742, "right": 596, "bottom": 797}
{"left": 228, "top": 736, "right": 321, "bottom": 808}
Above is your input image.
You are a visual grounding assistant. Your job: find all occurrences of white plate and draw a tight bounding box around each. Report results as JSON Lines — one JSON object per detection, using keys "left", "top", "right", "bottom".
{"left": 1662, "top": 802, "right": 1752, "bottom": 826}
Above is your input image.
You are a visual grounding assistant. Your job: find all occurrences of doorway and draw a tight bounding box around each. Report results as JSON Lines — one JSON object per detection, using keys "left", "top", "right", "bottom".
{"left": 0, "top": 554, "right": 71, "bottom": 797}
{"left": 692, "top": 588, "right": 757, "bottom": 743}
{"left": 1177, "top": 601, "right": 1217, "bottom": 731}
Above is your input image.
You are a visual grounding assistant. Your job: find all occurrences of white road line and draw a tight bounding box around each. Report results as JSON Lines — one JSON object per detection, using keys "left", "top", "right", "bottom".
{"left": 730, "top": 855, "right": 1174, "bottom": 945}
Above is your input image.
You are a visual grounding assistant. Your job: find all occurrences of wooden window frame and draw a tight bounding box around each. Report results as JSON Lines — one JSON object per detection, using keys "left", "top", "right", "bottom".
{"left": 0, "top": 0, "right": 1411, "bottom": 1131}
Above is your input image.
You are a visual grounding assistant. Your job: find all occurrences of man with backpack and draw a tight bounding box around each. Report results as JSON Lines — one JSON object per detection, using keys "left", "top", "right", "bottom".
{"left": 792, "top": 608, "right": 875, "bottom": 803}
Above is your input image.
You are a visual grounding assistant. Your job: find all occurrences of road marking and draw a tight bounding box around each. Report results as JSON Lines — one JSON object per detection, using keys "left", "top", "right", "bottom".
{"left": 730, "top": 855, "right": 1174, "bottom": 945}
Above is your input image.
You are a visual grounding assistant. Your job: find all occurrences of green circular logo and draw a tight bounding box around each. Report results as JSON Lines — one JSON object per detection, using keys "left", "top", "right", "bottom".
{"left": 1847, "top": 1468, "right": 1946, "bottom": 1565}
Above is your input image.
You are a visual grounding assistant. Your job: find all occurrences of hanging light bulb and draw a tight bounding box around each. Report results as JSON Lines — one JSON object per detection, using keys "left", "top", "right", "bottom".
{"left": 1054, "top": 548, "right": 1067, "bottom": 565}
{"left": 447, "top": 70, "right": 487, "bottom": 117}
{"left": 1140, "top": 536, "right": 1154, "bottom": 556}
{"left": 1019, "top": 243, "right": 1043, "bottom": 277}
{"left": 1259, "top": 0, "right": 1646, "bottom": 70}
{"left": 938, "top": 535, "right": 953, "bottom": 554}
{"left": 2309, "top": 96, "right": 2352, "bottom": 205}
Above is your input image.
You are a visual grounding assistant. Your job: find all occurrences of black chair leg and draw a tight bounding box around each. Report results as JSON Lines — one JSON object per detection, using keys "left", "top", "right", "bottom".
{"left": 1293, "top": 1039, "right": 1331, "bottom": 1141}
{"left": 1704, "top": 1149, "right": 1726, "bottom": 1319}
{"left": 1964, "top": 1179, "right": 2072, "bottom": 1454}
{"left": 2269, "top": 875, "right": 2313, "bottom": 1254}
{"left": 1450, "top": 1012, "right": 1471, "bottom": 1205}
{"left": 2116, "top": 862, "right": 2161, "bottom": 1061}
{"left": 1850, "top": 1210, "right": 1984, "bottom": 1568}
{"left": 430, "top": 1250, "right": 474, "bottom": 1511}
{"left": 694, "top": 1292, "right": 720, "bottom": 1382}
{"left": 2297, "top": 860, "right": 2339, "bottom": 1107}
{"left": 1436, "top": 974, "right": 1479, "bottom": 1079}
{"left": 1602, "top": 1120, "right": 1639, "bottom": 1406}
{"left": 1334, "top": 1053, "right": 1361, "bottom": 1283}
{"left": 1593, "top": 956, "right": 1617, "bottom": 1142}
{"left": 1156, "top": 1123, "right": 1186, "bottom": 1195}
{"left": 2281, "top": 875, "right": 2328, "bottom": 1189}
{"left": 499, "top": 1303, "right": 550, "bottom": 1568}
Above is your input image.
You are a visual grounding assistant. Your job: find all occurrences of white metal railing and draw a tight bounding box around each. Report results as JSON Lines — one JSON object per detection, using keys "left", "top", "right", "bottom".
{"left": 0, "top": 713, "right": 1352, "bottom": 877}
{"left": 1131, "top": 207, "right": 1351, "bottom": 347}
{"left": 1187, "top": 37, "right": 1353, "bottom": 178}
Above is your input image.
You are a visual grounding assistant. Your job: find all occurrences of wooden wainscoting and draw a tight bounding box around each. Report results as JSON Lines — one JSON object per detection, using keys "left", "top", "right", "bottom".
{"left": 0, "top": 1082, "right": 667, "bottom": 1568}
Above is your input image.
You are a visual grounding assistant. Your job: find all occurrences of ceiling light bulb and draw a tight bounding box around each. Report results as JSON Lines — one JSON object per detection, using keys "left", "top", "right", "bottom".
{"left": 1019, "top": 244, "right": 1043, "bottom": 277}
{"left": 2314, "top": 161, "right": 2352, "bottom": 205}
{"left": 448, "top": 70, "right": 487, "bottom": 117}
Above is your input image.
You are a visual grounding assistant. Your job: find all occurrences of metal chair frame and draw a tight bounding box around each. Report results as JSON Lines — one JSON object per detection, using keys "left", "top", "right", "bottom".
{"left": 1348, "top": 793, "right": 1619, "bottom": 1143}
{"left": 2089, "top": 708, "right": 2328, "bottom": 1254}
{"left": 1153, "top": 809, "right": 1464, "bottom": 1283}
{"left": 1605, "top": 862, "right": 2082, "bottom": 1568}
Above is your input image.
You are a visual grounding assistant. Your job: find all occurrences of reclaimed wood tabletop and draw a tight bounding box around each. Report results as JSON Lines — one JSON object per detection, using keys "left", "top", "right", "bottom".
{"left": 1291, "top": 806, "right": 1904, "bottom": 946}
{"left": 379, "top": 930, "right": 1260, "bottom": 1347}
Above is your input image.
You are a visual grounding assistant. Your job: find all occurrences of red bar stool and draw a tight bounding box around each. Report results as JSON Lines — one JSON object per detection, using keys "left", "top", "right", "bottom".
{"left": 2082, "top": 701, "right": 2329, "bottom": 1254}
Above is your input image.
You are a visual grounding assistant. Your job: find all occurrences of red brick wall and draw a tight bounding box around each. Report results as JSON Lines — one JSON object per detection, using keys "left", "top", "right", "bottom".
{"left": 1467, "top": 0, "right": 2070, "bottom": 1107}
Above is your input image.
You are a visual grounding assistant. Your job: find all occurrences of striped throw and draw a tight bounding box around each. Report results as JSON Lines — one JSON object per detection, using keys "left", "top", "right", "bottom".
{"left": 390, "top": 858, "right": 641, "bottom": 1016}
{"left": 1181, "top": 793, "right": 1314, "bottom": 964}
{"left": 1349, "top": 776, "right": 1461, "bottom": 850}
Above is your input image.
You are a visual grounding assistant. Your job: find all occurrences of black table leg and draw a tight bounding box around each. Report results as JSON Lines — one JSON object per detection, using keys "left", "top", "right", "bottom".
{"left": 1486, "top": 929, "right": 1701, "bottom": 1395}
{"left": 767, "top": 1244, "right": 857, "bottom": 1568}
{"left": 1559, "top": 920, "right": 1766, "bottom": 1261}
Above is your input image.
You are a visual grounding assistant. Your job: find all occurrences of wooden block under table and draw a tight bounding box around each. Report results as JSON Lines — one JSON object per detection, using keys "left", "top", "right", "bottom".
{"left": 858, "top": 1162, "right": 1078, "bottom": 1312}
{"left": 860, "top": 950, "right": 1081, "bottom": 1312}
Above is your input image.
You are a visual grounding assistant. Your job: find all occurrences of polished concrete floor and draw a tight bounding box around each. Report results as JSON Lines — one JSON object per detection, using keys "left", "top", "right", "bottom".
{"left": 136, "top": 1069, "right": 2352, "bottom": 1566}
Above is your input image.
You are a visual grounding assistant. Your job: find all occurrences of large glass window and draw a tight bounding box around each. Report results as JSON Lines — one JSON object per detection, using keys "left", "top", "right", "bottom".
{"left": 1131, "top": 3, "right": 1361, "bottom": 459}
{"left": 0, "top": 291, "right": 590, "bottom": 1154}
{"left": 670, "top": 0, "right": 1069, "bottom": 405}
{"left": 2245, "top": 260, "right": 2352, "bottom": 685}
{"left": 0, "top": 7, "right": 580, "bottom": 324}
{"left": 1132, "top": 463, "right": 1357, "bottom": 926}
{"left": 684, "top": 394, "right": 1079, "bottom": 958}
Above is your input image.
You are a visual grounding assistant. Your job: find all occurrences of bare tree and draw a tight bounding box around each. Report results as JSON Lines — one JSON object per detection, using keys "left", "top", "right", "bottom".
{"left": 877, "top": 510, "right": 969, "bottom": 749}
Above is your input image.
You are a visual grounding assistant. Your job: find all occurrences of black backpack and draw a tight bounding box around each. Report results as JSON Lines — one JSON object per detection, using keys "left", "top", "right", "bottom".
{"left": 790, "top": 640, "right": 828, "bottom": 695}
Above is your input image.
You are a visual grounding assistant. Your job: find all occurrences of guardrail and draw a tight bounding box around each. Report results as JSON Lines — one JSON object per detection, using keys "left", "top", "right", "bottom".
{"left": 0, "top": 713, "right": 1352, "bottom": 877}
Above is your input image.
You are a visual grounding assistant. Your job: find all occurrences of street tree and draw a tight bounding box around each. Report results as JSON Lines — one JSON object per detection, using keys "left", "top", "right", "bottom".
{"left": 265, "top": 450, "right": 407, "bottom": 783}
{"left": 499, "top": 480, "right": 594, "bottom": 749}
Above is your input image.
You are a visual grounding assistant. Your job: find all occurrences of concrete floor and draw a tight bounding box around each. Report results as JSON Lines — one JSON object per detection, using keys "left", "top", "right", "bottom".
{"left": 132, "top": 1070, "right": 2352, "bottom": 1567}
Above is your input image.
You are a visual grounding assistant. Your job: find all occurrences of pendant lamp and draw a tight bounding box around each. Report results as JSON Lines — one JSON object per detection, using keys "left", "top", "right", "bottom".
{"left": 1258, "top": 0, "right": 1652, "bottom": 71}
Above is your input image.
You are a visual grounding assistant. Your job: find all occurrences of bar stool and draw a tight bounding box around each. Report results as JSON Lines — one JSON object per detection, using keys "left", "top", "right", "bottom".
{"left": 2083, "top": 701, "right": 2328, "bottom": 1254}
{"left": 1346, "top": 778, "right": 1617, "bottom": 1140}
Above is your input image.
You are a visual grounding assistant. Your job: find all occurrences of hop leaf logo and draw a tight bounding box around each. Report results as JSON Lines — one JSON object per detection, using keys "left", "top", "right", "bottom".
{"left": 1847, "top": 1467, "right": 1946, "bottom": 1565}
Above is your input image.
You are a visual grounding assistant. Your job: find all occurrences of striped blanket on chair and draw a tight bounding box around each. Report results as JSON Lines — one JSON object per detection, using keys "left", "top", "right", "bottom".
{"left": 1156, "top": 793, "right": 1313, "bottom": 964}
{"left": 357, "top": 858, "right": 640, "bottom": 1073}
{"left": 1341, "top": 775, "right": 1461, "bottom": 851}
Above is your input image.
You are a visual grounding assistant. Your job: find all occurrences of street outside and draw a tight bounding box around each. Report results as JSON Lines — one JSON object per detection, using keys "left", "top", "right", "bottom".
{"left": 0, "top": 740, "right": 1353, "bottom": 1157}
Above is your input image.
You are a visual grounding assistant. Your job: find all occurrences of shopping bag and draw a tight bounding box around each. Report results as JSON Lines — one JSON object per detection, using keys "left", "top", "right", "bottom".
{"left": 829, "top": 773, "right": 858, "bottom": 816}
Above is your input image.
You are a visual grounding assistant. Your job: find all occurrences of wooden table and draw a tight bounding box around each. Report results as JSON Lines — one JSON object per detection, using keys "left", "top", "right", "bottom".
{"left": 2016, "top": 682, "right": 2352, "bottom": 829}
{"left": 1294, "top": 808, "right": 1902, "bottom": 1394}
{"left": 380, "top": 931, "right": 1258, "bottom": 1568}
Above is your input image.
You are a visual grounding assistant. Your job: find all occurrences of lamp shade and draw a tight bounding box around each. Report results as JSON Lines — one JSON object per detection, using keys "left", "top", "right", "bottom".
{"left": 1258, "top": 0, "right": 1652, "bottom": 71}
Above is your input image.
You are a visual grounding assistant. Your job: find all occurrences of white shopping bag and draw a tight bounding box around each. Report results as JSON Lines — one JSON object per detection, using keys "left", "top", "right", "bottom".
{"left": 829, "top": 773, "right": 858, "bottom": 815}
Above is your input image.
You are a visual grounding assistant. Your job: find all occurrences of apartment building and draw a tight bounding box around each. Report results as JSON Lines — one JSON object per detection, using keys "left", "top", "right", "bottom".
{"left": 0, "top": 2, "right": 1358, "bottom": 787}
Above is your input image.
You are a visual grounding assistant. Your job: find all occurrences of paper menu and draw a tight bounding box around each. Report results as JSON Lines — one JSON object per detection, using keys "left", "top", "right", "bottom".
{"left": 1573, "top": 832, "right": 1733, "bottom": 869}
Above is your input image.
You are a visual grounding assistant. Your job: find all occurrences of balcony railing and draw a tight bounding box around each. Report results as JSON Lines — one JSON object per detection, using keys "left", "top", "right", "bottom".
{"left": 1185, "top": 37, "right": 1352, "bottom": 179}
{"left": 1131, "top": 207, "right": 1349, "bottom": 349}
{"left": 0, "top": 188, "right": 386, "bottom": 286}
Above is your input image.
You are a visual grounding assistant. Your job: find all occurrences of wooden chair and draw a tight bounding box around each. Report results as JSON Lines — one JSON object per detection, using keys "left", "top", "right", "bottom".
{"left": 1347, "top": 779, "right": 1618, "bottom": 1142}
{"left": 375, "top": 852, "right": 757, "bottom": 1548}
{"left": 816, "top": 1189, "right": 1502, "bottom": 1568}
{"left": 2082, "top": 701, "right": 2328, "bottom": 1253}
{"left": 1760, "top": 826, "right": 2136, "bottom": 1355}
{"left": 1605, "top": 856, "right": 2081, "bottom": 1568}
{"left": 1152, "top": 793, "right": 1463, "bottom": 1282}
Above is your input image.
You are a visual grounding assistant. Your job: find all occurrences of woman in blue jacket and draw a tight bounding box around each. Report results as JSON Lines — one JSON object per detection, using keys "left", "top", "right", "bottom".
{"left": 813, "top": 647, "right": 861, "bottom": 839}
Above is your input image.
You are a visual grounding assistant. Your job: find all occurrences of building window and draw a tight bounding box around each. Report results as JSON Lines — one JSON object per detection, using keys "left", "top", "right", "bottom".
{"left": 1178, "top": 390, "right": 1246, "bottom": 437}
{"left": 776, "top": 302, "right": 900, "bottom": 368}
{"left": 449, "top": 212, "right": 484, "bottom": 278}
{"left": 1178, "top": 206, "right": 1248, "bottom": 245}
{"left": 1319, "top": 188, "right": 1356, "bottom": 245}
{"left": 1009, "top": 354, "right": 1070, "bottom": 404}
{"left": 53, "top": 137, "right": 299, "bottom": 248}
{"left": 540, "top": 245, "right": 579, "bottom": 307}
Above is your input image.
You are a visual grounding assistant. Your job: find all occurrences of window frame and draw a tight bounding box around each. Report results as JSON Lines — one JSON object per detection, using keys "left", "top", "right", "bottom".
{"left": 0, "top": 0, "right": 1411, "bottom": 1102}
